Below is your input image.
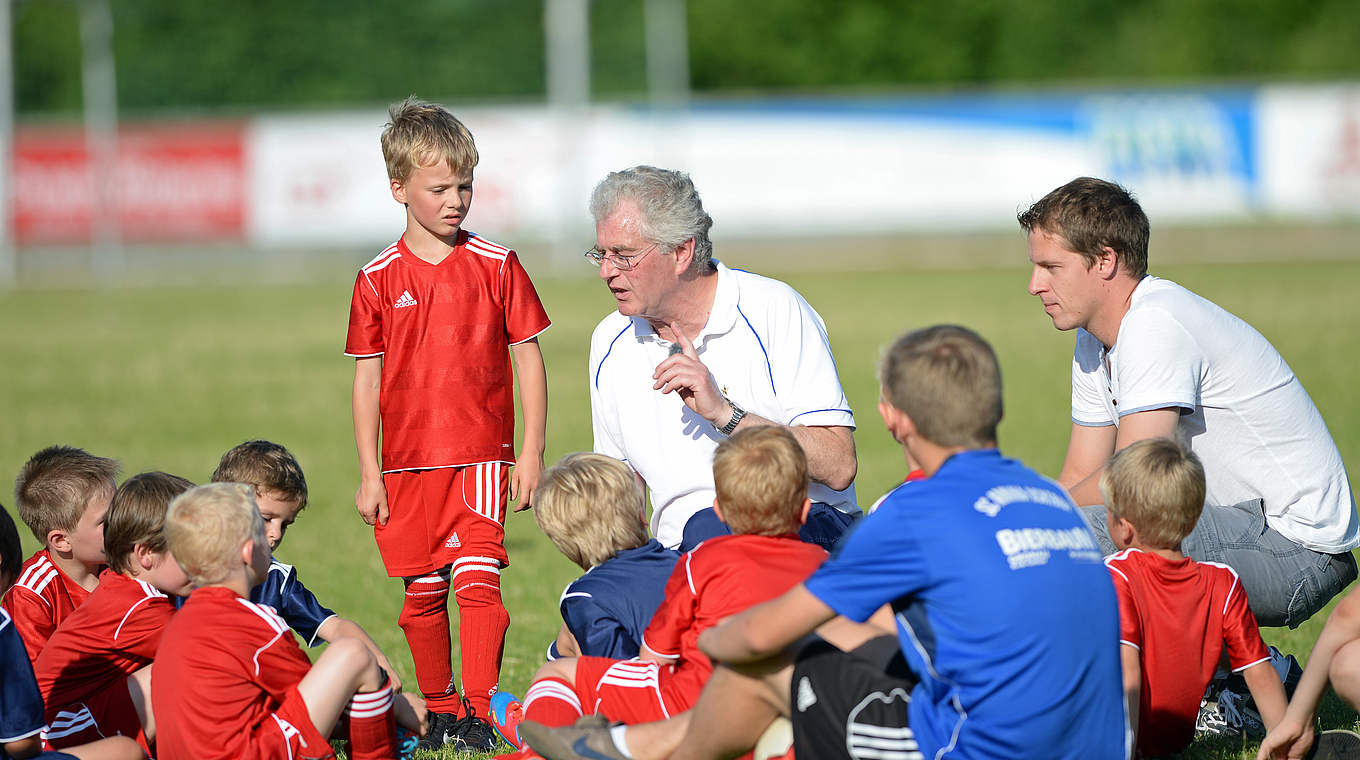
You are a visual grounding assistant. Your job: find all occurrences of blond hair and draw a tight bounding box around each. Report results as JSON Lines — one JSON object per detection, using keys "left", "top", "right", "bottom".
{"left": 211, "top": 440, "right": 308, "bottom": 511}
{"left": 712, "top": 426, "right": 808, "bottom": 536}
{"left": 106, "top": 472, "right": 195, "bottom": 574}
{"left": 535, "top": 454, "right": 648, "bottom": 569}
{"left": 381, "top": 96, "right": 479, "bottom": 182}
{"left": 1100, "top": 438, "right": 1205, "bottom": 549}
{"left": 13, "top": 445, "right": 119, "bottom": 544}
{"left": 165, "top": 483, "right": 266, "bottom": 587}
{"left": 879, "top": 325, "right": 1002, "bottom": 448}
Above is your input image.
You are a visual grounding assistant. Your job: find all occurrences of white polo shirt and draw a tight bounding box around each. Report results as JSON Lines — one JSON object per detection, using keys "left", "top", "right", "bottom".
{"left": 589, "top": 261, "right": 858, "bottom": 548}
{"left": 1072, "top": 276, "right": 1358, "bottom": 553}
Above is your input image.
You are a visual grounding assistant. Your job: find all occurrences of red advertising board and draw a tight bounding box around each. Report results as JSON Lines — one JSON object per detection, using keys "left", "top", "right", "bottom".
{"left": 11, "top": 123, "right": 246, "bottom": 244}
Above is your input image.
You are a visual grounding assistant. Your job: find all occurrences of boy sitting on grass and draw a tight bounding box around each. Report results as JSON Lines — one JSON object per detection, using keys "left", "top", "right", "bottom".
{"left": 491, "top": 454, "right": 681, "bottom": 748}
{"left": 537, "top": 453, "right": 680, "bottom": 662}
{"left": 2, "top": 446, "right": 118, "bottom": 662}
{"left": 496, "top": 426, "right": 828, "bottom": 759}
{"left": 1102, "top": 438, "right": 1286, "bottom": 757}
{"left": 2, "top": 503, "right": 142, "bottom": 760}
{"left": 152, "top": 483, "right": 425, "bottom": 760}
{"left": 35, "top": 472, "right": 196, "bottom": 753}
{"left": 211, "top": 440, "right": 399, "bottom": 687}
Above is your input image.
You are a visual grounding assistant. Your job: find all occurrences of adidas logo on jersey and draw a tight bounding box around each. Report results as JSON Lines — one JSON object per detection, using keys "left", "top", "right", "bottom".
{"left": 394, "top": 290, "right": 417, "bottom": 309}
{"left": 444, "top": 531, "right": 462, "bottom": 549}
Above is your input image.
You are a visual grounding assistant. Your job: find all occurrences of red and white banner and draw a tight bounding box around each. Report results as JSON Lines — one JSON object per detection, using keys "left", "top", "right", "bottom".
{"left": 11, "top": 124, "right": 246, "bottom": 244}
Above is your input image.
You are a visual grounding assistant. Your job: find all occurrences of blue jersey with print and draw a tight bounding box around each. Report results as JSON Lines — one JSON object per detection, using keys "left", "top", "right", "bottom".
{"left": 805, "top": 450, "right": 1126, "bottom": 760}
{"left": 249, "top": 559, "right": 336, "bottom": 647}
{"left": 1, "top": 608, "right": 45, "bottom": 753}
{"left": 547, "top": 540, "right": 679, "bottom": 661}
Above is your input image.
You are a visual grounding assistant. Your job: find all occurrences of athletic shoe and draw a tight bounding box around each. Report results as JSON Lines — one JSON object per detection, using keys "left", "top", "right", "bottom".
{"left": 1194, "top": 690, "right": 1264, "bottom": 740}
{"left": 1313, "top": 729, "right": 1360, "bottom": 760}
{"left": 395, "top": 725, "right": 420, "bottom": 760}
{"left": 491, "top": 691, "right": 525, "bottom": 749}
{"left": 449, "top": 697, "right": 498, "bottom": 753}
{"left": 519, "top": 719, "right": 629, "bottom": 760}
{"left": 417, "top": 710, "right": 461, "bottom": 752}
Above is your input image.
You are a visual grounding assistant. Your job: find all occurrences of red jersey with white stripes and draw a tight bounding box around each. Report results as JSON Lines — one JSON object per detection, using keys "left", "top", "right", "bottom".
{"left": 344, "top": 232, "right": 550, "bottom": 472}
{"left": 641, "top": 533, "right": 826, "bottom": 700}
{"left": 1106, "top": 548, "right": 1271, "bottom": 757}
{"left": 35, "top": 569, "right": 173, "bottom": 729}
{"left": 152, "top": 586, "right": 331, "bottom": 760}
{"left": 0, "top": 549, "right": 93, "bottom": 663}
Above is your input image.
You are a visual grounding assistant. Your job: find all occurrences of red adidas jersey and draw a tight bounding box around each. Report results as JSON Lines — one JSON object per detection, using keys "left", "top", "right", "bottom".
{"left": 641, "top": 533, "right": 826, "bottom": 700}
{"left": 344, "top": 232, "right": 551, "bottom": 472}
{"left": 0, "top": 549, "right": 93, "bottom": 663}
{"left": 35, "top": 569, "right": 173, "bottom": 726}
{"left": 1106, "top": 548, "right": 1271, "bottom": 758}
{"left": 153, "top": 586, "right": 332, "bottom": 760}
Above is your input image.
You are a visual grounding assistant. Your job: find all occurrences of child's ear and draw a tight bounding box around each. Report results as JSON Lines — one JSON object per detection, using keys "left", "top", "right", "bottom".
{"left": 47, "top": 528, "right": 72, "bottom": 554}
{"left": 711, "top": 500, "right": 726, "bottom": 526}
{"left": 797, "top": 498, "right": 812, "bottom": 527}
{"left": 239, "top": 537, "right": 256, "bottom": 567}
{"left": 390, "top": 177, "right": 407, "bottom": 205}
{"left": 133, "top": 543, "right": 156, "bottom": 571}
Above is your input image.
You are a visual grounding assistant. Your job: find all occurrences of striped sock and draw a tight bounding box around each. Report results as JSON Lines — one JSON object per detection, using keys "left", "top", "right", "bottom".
{"left": 345, "top": 680, "right": 396, "bottom": 760}
{"left": 522, "top": 677, "right": 583, "bottom": 728}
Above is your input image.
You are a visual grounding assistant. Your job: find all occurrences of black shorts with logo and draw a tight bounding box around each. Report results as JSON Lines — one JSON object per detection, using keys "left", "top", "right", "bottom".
{"left": 789, "top": 634, "right": 922, "bottom": 760}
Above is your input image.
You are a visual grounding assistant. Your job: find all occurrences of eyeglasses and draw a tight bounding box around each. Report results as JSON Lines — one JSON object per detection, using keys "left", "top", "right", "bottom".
{"left": 584, "top": 242, "right": 660, "bottom": 271}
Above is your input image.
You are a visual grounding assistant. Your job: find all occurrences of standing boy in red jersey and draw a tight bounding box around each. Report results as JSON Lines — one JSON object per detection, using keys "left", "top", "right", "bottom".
{"left": 36, "top": 472, "right": 195, "bottom": 753}
{"left": 500, "top": 426, "right": 827, "bottom": 760}
{"left": 346, "top": 96, "right": 550, "bottom": 753}
{"left": 153, "top": 483, "right": 426, "bottom": 760}
{"left": 1102, "top": 438, "right": 1286, "bottom": 757}
{"left": 2, "top": 446, "right": 118, "bottom": 663}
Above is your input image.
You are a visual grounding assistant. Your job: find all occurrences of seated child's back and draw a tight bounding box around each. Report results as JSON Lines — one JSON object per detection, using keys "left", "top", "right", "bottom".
{"left": 533, "top": 453, "right": 679, "bottom": 661}
{"left": 1102, "top": 438, "right": 1284, "bottom": 757}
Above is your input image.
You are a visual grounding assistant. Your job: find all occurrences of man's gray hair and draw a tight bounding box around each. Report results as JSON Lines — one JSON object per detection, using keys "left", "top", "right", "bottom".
{"left": 589, "top": 166, "right": 714, "bottom": 269}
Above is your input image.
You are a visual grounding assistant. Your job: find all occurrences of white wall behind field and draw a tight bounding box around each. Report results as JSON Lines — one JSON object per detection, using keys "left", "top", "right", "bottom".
{"left": 14, "top": 83, "right": 1360, "bottom": 255}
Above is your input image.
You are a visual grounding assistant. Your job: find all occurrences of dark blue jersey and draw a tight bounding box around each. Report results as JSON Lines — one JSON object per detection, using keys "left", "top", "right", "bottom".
{"left": 1, "top": 608, "right": 45, "bottom": 755}
{"left": 248, "top": 559, "right": 336, "bottom": 647}
{"left": 806, "top": 450, "right": 1127, "bottom": 760}
{"left": 547, "top": 540, "right": 679, "bottom": 661}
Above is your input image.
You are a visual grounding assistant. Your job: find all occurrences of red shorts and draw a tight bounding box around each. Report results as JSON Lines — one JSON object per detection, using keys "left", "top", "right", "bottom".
{"left": 246, "top": 686, "right": 335, "bottom": 760}
{"left": 44, "top": 683, "right": 149, "bottom": 755}
{"left": 573, "top": 657, "right": 700, "bottom": 724}
{"left": 377, "top": 464, "right": 509, "bottom": 577}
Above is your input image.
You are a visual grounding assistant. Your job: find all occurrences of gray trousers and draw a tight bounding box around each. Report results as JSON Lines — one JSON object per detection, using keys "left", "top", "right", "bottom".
{"left": 1083, "top": 499, "right": 1357, "bottom": 628}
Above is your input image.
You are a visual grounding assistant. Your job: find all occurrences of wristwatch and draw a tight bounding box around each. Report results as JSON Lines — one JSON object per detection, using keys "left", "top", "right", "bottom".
{"left": 718, "top": 400, "right": 747, "bottom": 436}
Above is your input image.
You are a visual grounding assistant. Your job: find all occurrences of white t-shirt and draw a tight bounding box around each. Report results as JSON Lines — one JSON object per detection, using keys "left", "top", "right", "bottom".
{"left": 589, "top": 261, "right": 857, "bottom": 548}
{"left": 1072, "top": 276, "right": 1358, "bottom": 553}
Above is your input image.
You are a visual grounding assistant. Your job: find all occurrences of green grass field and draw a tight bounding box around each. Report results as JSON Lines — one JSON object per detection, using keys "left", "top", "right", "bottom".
{"left": 2, "top": 232, "right": 1358, "bottom": 759}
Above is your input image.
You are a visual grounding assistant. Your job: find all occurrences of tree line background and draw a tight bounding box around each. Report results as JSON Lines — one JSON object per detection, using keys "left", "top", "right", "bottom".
{"left": 13, "top": 0, "right": 1360, "bottom": 118}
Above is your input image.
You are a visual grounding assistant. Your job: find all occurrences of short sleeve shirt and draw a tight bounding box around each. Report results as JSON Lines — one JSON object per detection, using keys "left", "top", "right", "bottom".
{"left": 345, "top": 232, "right": 551, "bottom": 471}
{"left": 249, "top": 559, "right": 336, "bottom": 647}
{"left": 1106, "top": 548, "right": 1269, "bottom": 757}
{"left": 0, "top": 609, "right": 44, "bottom": 749}
{"left": 550, "top": 540, "right": 679, "bottom": 661}
{"left": 589, "top": 261, "right": 856, "bottom": 547}
{"left": 1070, "top": 277, "right": 1357, "bottom": 553}
{"left": 805, "top": 450, "right": 1127, "bottom": 760}
{"left": 153, "top": 586, "right": 329, "bottom": 760}
{"left": 35, "top": 569, "right": 173, "bottom": 718}
{"left": 0, "top": 549, "right": 92, "bottom": 663}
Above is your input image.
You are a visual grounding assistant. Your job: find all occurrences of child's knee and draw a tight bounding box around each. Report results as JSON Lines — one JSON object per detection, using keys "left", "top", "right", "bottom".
{"left": 1331, "top": 639, "right": 1360, "bottom": 706}
{"left": 533, "top": 656, "right": 577, "bottom": 686}
{"left": 325, "top": 637, "right": 382, "bottom": 685}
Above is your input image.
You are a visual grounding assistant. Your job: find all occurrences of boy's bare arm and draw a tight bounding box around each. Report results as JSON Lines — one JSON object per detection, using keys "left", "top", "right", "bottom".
{"left": 352, "top": 357, "right": 387, "bottom": 525}
{"left": 510, "top": 339, "right": 547, "bottom": 510}
{"left": 1259, "top": 588, "right": 1360, "bottom": 759}
{"left": 698, "top": 583, "right": 836, "bottom": 665}
{"left": 1120, "top": 645, "right": 1141, "bottom": 742}
{"left": 1243, "top": 659, "right": 1288, "bottom": 731}
{"left": 554, "top": 623, "right": 580, "bottom": 658}
{"left": 317, "top": 615, "right": 402, "bottom": 693}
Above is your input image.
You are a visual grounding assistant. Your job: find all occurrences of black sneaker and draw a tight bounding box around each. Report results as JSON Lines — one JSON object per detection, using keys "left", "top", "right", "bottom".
{"left": 417, "top": 710, "right": 460, "bottom": 752}
{"left": 449, "top": 698, "right": 498, "bottom": 753}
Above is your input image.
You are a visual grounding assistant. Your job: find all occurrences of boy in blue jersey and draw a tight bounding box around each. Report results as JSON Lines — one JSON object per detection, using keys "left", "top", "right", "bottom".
{"left": 212, "top": 440, "right": 400, "bottom": 688}
{"left": 521, "top": 325, "right": 1127, "bottom": 760}
{"left": 1, "top": 503, "right": 142, "bottom": 760}
{"left": 536, "top": 453, "right": 680, "bottom": 662}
